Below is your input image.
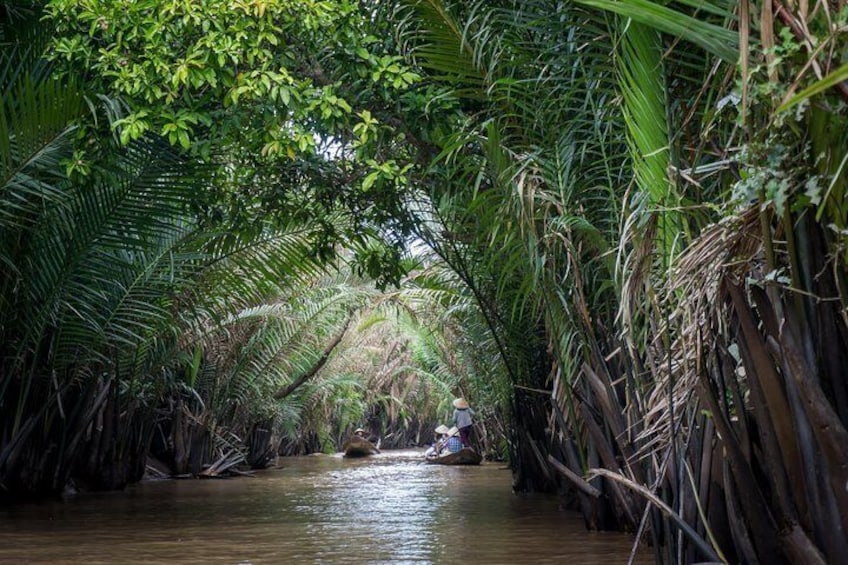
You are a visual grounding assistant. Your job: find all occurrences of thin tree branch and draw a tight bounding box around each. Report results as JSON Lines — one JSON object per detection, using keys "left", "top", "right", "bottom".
{"left": 273, "top": 313, "right": 354, "bottom": 400}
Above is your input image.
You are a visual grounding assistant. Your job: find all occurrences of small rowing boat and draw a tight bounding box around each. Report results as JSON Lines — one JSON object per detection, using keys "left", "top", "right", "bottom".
{"left": 425, "top": 447, "right": 482, "bottom": 465}
{"left": 342, "top": 436, "right": 380, "bottom": 457}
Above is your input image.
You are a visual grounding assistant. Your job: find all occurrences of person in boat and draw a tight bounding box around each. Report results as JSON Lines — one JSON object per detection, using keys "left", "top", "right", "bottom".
{"left": 424, "top": 424, "right": 451, "bottom": 458}
{"left": 452, "top": 398, "right": 475, "bottom": 448}
{"left": 443, "top": 426, "right": 463, "bottom": 453}
{"left": 352, "top": 427, "right": 380, "bottom": 445}
{"left": 344, "top": 427, "right": 381, "bottom": 456}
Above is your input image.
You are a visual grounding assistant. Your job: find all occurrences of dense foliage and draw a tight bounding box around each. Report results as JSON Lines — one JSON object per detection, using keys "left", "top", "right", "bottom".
{"left": 1, "top": 0, "right": 509, "bottom": 499}
{"left": 3, "top": 0, "right": 848, "bottom": 563}
{"left": 45, "top": 0, "right": 440, "bottom": 287}
{"left": 384, "top": 0, "right": 848, "bottom": 562}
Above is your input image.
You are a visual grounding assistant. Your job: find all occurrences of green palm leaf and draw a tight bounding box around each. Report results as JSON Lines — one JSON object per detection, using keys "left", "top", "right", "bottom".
{"left": 571, "top": 0, "right": 738, "bottom": 62}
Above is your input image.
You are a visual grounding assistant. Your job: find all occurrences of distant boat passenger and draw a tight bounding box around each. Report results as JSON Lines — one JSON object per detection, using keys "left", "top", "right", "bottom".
{"left": 443, "top": 426, "right": 463, "bottom": 453}
{"left": 343, "top": 428, "right": 380, "bottom": 457}
{"left": 424, "top": 424, "right": 451, "bottom": 458}
{"left": 452, "top": 398, "right": 475, "bottom": 448}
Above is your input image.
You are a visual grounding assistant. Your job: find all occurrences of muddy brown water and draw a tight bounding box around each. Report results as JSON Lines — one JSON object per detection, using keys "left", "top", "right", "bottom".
{"left": 0, "top": 449, "right": 652, "bottom": 564}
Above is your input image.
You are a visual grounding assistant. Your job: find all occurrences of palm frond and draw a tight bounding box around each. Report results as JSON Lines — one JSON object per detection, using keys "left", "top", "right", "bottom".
{"left": 571, "top": 0, "right": 738, "bottom": 62}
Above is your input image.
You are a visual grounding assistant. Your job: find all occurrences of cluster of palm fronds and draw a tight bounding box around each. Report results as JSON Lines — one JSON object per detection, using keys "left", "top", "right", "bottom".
{"left": 0, "top": 5, "right": 503, "bottom": 499}
{"left": 0, "top": 11, "right": 345, "bottom": 494}
{"left": 388, "top": 0, "right": 848, "bottom": 561}
{"left": 270, "top": 258, "right": 511, "bottom": 456}
{"left": 0, "top": 6, "right": 405, "bottom": 496}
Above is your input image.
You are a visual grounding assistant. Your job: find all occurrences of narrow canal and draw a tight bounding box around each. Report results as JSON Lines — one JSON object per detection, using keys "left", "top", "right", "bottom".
{"left": 0, "top": 450, "right": 651, "bottom": 564}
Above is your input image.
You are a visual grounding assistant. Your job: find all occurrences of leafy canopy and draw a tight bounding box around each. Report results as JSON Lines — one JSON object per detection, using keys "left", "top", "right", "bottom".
{"left": 46, "top": 0, "right": 414, "bottom": 152}
{"left": 45, "top": 0, "right": 430, "bottom": 287}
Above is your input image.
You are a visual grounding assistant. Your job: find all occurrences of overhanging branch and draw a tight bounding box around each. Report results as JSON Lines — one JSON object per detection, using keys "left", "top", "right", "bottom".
{"left": 273, "top": 313, "right": 354, "bottom": 400}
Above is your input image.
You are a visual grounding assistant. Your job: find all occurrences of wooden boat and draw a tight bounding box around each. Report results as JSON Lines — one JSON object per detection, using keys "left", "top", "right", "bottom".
{"left": 425, "top": 447, "right": 482, "bottom": 465}
{"left": 342, "top": 436, "right": 380, "bottom": 457}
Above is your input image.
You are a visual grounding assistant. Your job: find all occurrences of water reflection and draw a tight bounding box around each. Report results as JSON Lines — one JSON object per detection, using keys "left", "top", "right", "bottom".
{"left": 0, "top": 450, "right": 650, "bottom": 564}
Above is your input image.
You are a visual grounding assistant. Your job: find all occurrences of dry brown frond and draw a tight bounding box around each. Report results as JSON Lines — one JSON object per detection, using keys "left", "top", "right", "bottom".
{"left": 634, "top": 204, "right": 764, "bottom": 456}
